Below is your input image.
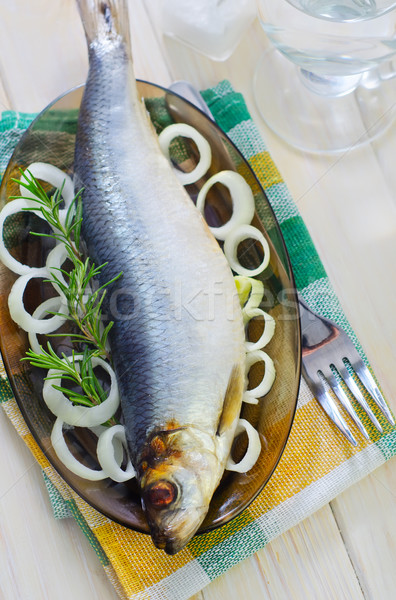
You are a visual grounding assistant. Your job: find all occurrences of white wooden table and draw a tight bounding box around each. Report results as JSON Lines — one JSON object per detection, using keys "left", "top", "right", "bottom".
{"left": 1, "top": 2, "right": 396, "bottom": 599}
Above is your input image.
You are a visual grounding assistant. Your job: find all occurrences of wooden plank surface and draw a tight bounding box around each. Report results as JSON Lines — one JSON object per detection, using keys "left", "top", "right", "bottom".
{"left": 254, "top": 507, "right": 365, "bottom": 600}
{"left": 0, "top": 1, "right": 395, "bottom": 599}
{"left": 203, "top": 506, "right": 365, "bottom": 600}
{"left": 331, "top": 465, "right": 396, "bottom": 599}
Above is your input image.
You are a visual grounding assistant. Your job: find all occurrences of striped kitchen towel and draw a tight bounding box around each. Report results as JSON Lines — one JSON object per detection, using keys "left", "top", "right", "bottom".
{"left": 1, "top": 80, "right": 395, "bottom": 600}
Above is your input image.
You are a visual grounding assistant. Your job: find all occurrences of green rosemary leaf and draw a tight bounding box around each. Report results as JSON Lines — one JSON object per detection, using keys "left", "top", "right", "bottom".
{"left": 51, "top": 385, "right": 94, "bottom": 406}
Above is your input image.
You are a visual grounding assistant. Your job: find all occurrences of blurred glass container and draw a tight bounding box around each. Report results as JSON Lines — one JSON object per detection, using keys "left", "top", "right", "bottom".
{"left": 160, "top": 0, "right": 256, "bottom": 61}
{"left": 253, "top": 0, "right": 396, "bottom": 152}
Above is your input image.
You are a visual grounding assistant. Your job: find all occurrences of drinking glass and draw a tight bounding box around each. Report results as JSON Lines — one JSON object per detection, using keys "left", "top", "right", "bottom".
{"left": 254, "top": 0, "right": 396, "bottom": 153}
{"left": 287, "top": 0, "right": 396, "bottom": 20}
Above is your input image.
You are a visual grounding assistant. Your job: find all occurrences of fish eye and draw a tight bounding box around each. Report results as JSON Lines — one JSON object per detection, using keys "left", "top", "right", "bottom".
{"left": 144, "top": 480, "right": 178, "bottom": 509}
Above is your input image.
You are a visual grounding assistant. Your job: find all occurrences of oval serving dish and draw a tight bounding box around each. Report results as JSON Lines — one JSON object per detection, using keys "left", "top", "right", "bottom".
{"left": 0, "top": 82, "right": 301, "bottom": 534}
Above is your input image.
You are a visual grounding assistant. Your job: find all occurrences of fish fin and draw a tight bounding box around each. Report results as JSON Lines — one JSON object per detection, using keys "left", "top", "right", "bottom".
{"left": 216, "top": 363, "right": 244, "bottom": 436}
{"left": 76, "top": 0, "right": 131, "bottom": 50}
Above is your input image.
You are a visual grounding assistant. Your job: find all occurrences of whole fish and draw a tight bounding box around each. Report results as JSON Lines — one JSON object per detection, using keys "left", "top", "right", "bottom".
{"left": 75, "top": 0, "right": 246, "bottom": 554}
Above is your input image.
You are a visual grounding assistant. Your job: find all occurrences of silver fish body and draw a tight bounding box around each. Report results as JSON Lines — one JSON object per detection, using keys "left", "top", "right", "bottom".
{"left": 75, "top": 0, "right": 246, "bottom": 554}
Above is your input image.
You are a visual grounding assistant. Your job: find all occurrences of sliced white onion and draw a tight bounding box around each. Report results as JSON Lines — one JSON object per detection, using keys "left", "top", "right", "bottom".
{"left": 234, "top": 275, "right": 264, "bottom": 316}
{"left": 51, "top": 417, "right": 107, "bottom": 480}
{"left": 21, "top": 163, "right": 74, "bottom": 227}
{"left": 8, "top": 270, "right": 67, "bottom": 334}
{"left": 46, "top": 243, "right": 69, "bottom": 296}
{"left": 0, "top": 199, "right": 48, "bottom": 276}
{"left": 28, "top": 296, "right": 67, "bottom": 354}
{"left": 244, "top": 307, "right": 275, "bottom": 351}
{"left": 97, "top": 425, "right": 136, "bottom": 482}
{"left": 223, "top": 225, "right": 270, "bottom": 277}
{"left": 42, "top": 355, "right": 119, "bottom": 427}
{"left": 243, "top": 350, "right": 276, "bottom": 404}
{"left": 196, "top": 171, "right": 255, "bottom": 241}
{"left": 158, "top": 123, "right": 211, "bottom": 185}
{"left": 226, "top": 419, "right": 261, "bottom": 473}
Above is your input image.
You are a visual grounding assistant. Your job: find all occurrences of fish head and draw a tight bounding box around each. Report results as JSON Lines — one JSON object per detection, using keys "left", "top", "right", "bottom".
{"left": 138, "top": 426, "right": 220, "bottom": 554}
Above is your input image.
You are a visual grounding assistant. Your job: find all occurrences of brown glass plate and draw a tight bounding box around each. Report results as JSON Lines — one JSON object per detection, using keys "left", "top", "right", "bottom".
{"left": 0, "top": 82, "right": 301, "bottom": 535}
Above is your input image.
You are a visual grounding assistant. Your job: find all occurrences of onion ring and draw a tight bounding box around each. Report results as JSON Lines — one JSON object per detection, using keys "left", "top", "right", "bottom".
{"left": 43, "top": 355, "right": 119, "bottom": 427}
{"left": 51, "top": 417, "right": 107, "bottom": 481}
{"left": 0, "top": 199, "right": 48, "bottom": 276}
{"left": 243, "top": 350, "right": 276, "bottom": 404}
{"left": 196, "top": 171, "right": 255, "bottom": 241}
{"left": 226, "top": 419, "right": 261, "bottom": 473}
{"left": 158, "top": 123, "right": 211, "bottom": 185}
{"left": 223, "top": 225, "right": 270, "bottom": 277}
{"left": 234, "top": 275, "right": 264, "bottom": 316}
{"left": 8, "top": 270, "right": 66, "bottom": 334}
{"left": 28, "top": 296, "right": 67, "bottom": 354}
{"left": 97, "top": 425, "right": 135, "bottom": 482}
{"left": 21, "top": 163, "right": 74, "bottom": 227}
{"left": 46, "top": 243, "right": 69, "bottom": 296}
{"left": 244, "top": 307, "right": 275, "bottom": 351}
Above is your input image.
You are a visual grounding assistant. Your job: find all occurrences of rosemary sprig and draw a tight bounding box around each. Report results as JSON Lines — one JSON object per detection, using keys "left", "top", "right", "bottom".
{"left": 15, "top": 173, "right": 83, "bottom": 257}
{"left": 47, "top": 257, "right": 121, "bottom": 360}
{"left": 15, "top": 170, "right": 122, "bottom": 414}
{"left": 14, "top": 170, "right": 122, "bottom": 360}
{"left": 23, "top": 346, "right": 117, "bottom": 426}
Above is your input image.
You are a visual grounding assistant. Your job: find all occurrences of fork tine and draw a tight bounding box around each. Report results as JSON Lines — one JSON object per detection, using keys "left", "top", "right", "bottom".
{"left": 316, "top": 388, "right": 358, "bottom": 446}
{"left": 352, "top": 359, "right": 395, "bottom": 426}
{"left": 327, "top": 372, "right": 370, "bottom": 440}
{"left": 298, "top": 295, "right": 394, "bottom": 445}
{"left": 338, "top": 364, "right": 383, "bottom": 433}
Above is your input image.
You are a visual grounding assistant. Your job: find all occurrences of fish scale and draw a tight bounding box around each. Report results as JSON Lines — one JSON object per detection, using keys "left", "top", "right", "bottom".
{"left": 74, "top": 0, "right": 246, "bottom": 554}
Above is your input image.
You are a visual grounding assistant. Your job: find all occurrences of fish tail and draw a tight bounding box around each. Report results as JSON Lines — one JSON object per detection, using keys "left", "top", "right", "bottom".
{"left": 76, "top": 0, "right": 131, "bottom": 49}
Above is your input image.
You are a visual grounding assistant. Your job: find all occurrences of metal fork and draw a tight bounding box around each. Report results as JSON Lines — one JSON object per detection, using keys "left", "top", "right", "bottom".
{"left": 299, "top": 295, "right": 395, "bottom": 446}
